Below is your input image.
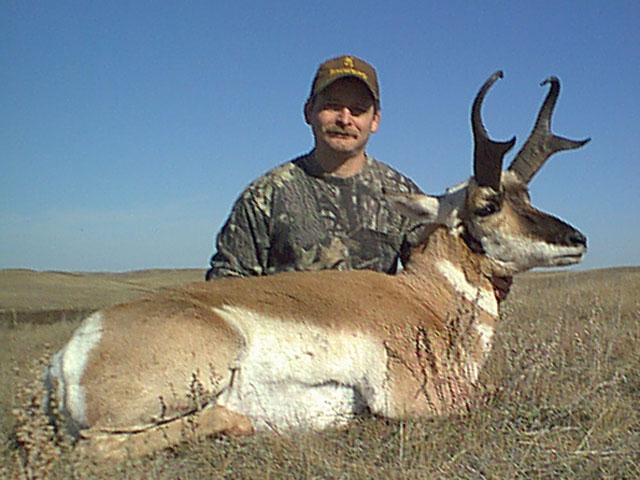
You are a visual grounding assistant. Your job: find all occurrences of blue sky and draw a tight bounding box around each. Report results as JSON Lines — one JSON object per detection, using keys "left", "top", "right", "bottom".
{"left": 1, "top": 1, "right": 638, "bottom": 272}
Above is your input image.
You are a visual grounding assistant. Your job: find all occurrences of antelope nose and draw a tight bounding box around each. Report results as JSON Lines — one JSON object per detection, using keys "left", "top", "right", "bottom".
{"left": 568, "top": 231, "right": 587, "bottom": 248}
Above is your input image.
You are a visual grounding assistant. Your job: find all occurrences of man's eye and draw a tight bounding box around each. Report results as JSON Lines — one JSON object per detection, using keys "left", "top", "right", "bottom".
{"left": 324, "top": 103, "right": 342, "bottom": 111}
{"left": 322, "top": 104, "right": 368, "bottom": 115}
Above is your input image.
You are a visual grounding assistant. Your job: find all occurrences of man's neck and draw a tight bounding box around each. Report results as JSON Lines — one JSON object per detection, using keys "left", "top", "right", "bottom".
{"left": 310, "top": 149, "right": 367, "bottom": 178}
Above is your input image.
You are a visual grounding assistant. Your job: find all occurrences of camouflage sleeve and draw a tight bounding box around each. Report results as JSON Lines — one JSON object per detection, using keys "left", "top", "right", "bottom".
{"left": 205, "top": 194, "right": 270, "bottom": 280}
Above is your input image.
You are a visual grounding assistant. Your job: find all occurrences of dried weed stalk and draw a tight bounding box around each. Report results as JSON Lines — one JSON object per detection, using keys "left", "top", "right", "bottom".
{"left": 9, "top": 347, "right": 73, "bottom": 479}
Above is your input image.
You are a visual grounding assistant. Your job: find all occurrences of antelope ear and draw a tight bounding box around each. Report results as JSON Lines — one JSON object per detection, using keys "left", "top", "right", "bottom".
{"left": 387, "top": 194, "right": 442, "bottom": 223}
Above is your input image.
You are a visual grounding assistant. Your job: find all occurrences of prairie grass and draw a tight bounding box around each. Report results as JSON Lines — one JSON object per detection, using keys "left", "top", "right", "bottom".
{"left": 1, "top": 267, "right": 639, "bottom": 479}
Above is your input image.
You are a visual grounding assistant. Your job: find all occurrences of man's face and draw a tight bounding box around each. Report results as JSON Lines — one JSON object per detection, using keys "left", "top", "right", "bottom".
{"left": 305, "top": 77, "right": 380, "bottom": 157}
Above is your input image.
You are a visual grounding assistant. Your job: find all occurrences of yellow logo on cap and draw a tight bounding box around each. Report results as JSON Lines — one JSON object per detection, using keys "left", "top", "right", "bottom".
{"left": 329, "top": 56, "right": 367, "bottom": 81}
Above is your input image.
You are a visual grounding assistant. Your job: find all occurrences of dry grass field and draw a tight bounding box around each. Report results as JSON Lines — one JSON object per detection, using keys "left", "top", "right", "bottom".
{"left": 1, "top": 267, "right": 639, "bottom": 479}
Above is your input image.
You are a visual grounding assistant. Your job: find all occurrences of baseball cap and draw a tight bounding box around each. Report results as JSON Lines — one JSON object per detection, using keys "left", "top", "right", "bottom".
{"left": 308, "top": 55, "right": 380, "bottom": 107}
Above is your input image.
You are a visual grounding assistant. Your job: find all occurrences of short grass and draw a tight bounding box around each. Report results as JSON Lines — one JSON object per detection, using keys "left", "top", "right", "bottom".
{"left": 1, "top": 267, "right": 639, "bottom": 479}
{"left": 0, "top": 268, "right": 204, "bottom": 323}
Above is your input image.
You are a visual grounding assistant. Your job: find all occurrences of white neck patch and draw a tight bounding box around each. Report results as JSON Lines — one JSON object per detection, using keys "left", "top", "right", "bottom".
{"left": 436, "top": 260, "right": 498, "bottom": 317}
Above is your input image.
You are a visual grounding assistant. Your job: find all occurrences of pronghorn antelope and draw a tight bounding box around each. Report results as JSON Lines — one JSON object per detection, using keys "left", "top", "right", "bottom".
{"left": 45, "top": 71, "right": 589, "bottom": 461}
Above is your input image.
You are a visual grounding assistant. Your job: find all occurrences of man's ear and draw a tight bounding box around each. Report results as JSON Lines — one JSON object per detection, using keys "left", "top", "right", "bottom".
{"left": 371, "top": 110, "right": 381, "bottom": 133}
{"left": 387, "top": 193, "right": 441, "bottom": 224}
{"left": 303, "top": 99, "right": 313, "bottom": 125}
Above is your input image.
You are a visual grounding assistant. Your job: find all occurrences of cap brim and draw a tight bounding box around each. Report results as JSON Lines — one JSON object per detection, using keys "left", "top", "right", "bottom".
{"left": 313, "top": 74, "right": 379, "bottom": 101}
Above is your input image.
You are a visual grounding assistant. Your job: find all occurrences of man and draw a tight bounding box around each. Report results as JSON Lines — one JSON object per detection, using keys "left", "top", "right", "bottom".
{"left": 206, "top": 55, "right": 423, "bottom": 280}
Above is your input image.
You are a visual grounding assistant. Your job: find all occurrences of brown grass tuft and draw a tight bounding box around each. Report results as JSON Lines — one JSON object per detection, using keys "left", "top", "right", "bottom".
{"left": 7, "top": 348, "right": 72, "bottom": 479}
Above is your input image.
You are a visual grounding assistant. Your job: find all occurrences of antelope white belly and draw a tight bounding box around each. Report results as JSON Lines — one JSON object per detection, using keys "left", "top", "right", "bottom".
{"left": 214, "top": 306, "right": 390, "bottom": 431}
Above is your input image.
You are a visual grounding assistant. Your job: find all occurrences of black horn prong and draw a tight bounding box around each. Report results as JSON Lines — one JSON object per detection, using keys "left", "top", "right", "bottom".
{"left": 508, "top": 76, "right": 590, "bottom": 184}
{"left": 472, "top": 71, "right": 516, "bottom": 190}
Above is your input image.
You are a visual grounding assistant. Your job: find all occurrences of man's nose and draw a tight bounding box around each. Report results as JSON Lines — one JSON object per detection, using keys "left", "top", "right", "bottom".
{"left": 336, "top": 107, "right": 353, "bottom": 125}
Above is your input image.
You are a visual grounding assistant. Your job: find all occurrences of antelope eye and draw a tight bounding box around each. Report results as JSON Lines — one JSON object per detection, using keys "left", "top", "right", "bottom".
{"left": 475, "top": 202, "right": 499, "bottom": 217}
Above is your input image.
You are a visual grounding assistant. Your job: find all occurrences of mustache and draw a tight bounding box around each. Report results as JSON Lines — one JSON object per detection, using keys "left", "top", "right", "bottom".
{"left": 323, "top": 126, "right": 358, "bottom": 137}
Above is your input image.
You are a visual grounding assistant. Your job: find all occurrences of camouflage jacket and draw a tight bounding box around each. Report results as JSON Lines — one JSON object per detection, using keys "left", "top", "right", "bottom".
{"left": 206, "top": 153, "right": 423, "bottom": 280}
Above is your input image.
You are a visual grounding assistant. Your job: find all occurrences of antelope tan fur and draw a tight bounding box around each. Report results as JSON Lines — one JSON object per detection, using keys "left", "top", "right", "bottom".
{"left": 45, "top": 71, "right": 589, "bottom": 461}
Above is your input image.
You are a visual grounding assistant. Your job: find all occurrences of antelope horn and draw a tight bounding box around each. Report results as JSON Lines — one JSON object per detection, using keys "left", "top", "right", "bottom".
{"left": 508, "top": 77, "right": 590, "bottom": 184}
{"left": 472, "top": 70, "right": 516, "bottom": 190}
